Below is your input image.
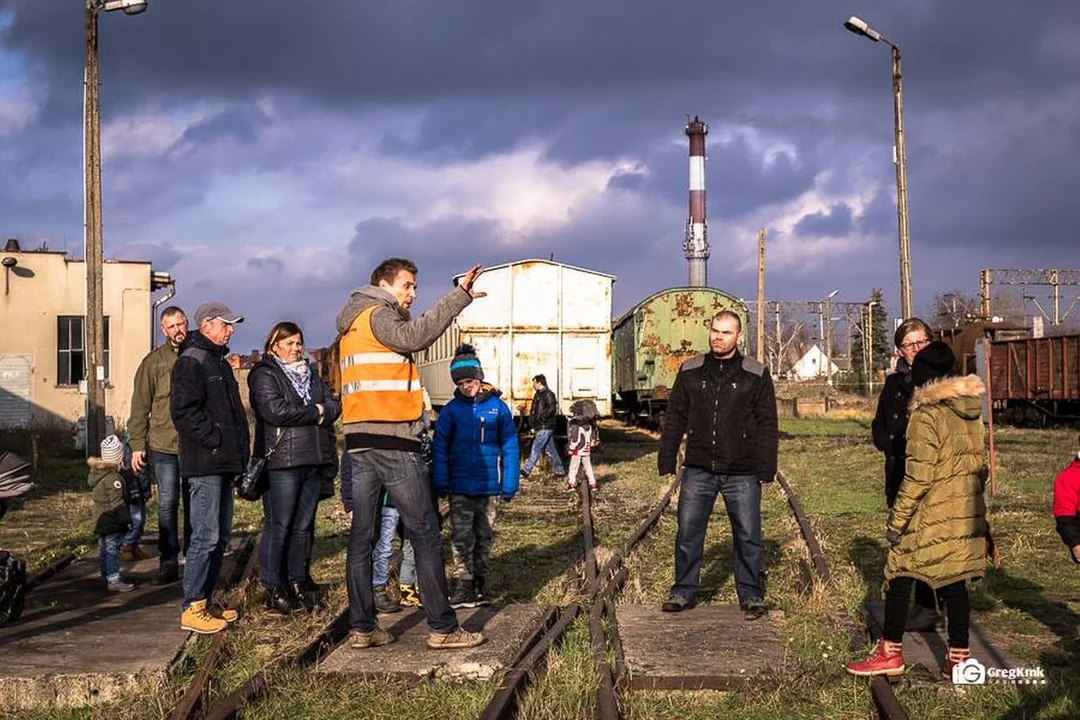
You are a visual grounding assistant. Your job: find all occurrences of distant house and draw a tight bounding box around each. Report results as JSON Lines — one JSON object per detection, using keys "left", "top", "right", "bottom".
{"left": 791, "top": 344, "right": 841, "bottom": 381}
{"left": 0, "top": 238, "right": 171, "bottom": 432}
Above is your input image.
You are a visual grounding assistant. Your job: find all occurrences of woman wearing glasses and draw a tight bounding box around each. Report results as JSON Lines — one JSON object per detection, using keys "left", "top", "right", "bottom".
{"left": 871, "top": 317, "right": 938, "bottom": 630}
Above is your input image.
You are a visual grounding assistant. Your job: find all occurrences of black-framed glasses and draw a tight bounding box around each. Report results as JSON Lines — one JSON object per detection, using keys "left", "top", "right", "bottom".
{"left": 900, "top": 338, "right": 930, "bottom": 351}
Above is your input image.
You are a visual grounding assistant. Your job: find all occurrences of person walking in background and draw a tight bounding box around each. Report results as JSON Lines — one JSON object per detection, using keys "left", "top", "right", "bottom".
{"left": 433, "top": 344, "right": 519, "bottom": 609}
{"left": 521, "top": 374, "right": 564, "bottom": 479}
{"left": 1053, "top": 435, "right": 1080, "bottom": 564}
{"left": 128, "top": 305, "right": 191, "bottom": 585}
{"left": 871, "top": 317, "right": 941, "bottom": 630}
{"left": 847, "top": 341, "right": 989, "bottom": 679}
{"left": 337, "top": 257, "right": 486, "bottom": 650}
{"left": 171, "top": 302, "right": 249, "bottom": 635}
{"left": 89, "top": 434, "right": 138, "bottom": 593}
{"left": 249, "top": 321, "right": 341, "bottom": 615}
{"left": 657, "top": 310, "right": 778, "bottom": 620}
{"left": 565, "top": 399, "right": 598, "bottom": 491}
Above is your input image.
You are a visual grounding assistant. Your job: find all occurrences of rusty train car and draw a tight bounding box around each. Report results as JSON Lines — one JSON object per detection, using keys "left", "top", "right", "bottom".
{"left": 936, "top": 323, "right": 1080, "bottom": 422}
{"left": 986, "top": 334, "right": 1080, "bottom": 421}
{"left": 611, "top": 287, "right": 748, "bottom": 425}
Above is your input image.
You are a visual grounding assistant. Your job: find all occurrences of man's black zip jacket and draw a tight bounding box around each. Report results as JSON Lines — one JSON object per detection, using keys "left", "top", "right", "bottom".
{"left": 657, "top": 351, "right": 779, "bottom": 482}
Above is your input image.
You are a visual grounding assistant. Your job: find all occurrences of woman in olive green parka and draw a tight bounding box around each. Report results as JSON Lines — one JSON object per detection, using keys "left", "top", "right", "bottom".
{"left": 848, "top": 341, "right": 988, "bottom": 680}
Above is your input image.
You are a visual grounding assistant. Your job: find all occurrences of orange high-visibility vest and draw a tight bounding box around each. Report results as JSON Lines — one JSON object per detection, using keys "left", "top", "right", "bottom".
{"left": 340, "top": 306, "right": 423, "bottom": 423}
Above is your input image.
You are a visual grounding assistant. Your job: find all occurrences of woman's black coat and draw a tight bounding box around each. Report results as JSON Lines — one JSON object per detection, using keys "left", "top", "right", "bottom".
{"left": 248, "top": 356, "right": 341, "bottom": 471}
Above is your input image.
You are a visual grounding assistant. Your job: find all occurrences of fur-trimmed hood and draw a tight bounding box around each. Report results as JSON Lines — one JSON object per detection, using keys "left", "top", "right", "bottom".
{"left": 909, "top": 374, "right": 985, "bottom": 419}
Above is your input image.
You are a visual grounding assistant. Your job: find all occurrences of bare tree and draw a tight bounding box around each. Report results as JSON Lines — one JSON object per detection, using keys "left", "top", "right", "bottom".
{"left": 930, "top": 290, "right": 979, "bottom": 328}
{"left": 766, "top": 307, "right": 807, "bottom": 377}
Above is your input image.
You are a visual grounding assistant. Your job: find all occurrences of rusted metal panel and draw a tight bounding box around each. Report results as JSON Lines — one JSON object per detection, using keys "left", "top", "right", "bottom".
{"left": 418, "top": 260, "right": 615, "bottom": 414}
{"left": 611, "top": 287, "right": 748, "bottom": 399}
{"left": 988, "top": 334, "right": 1080, "bottom": 402}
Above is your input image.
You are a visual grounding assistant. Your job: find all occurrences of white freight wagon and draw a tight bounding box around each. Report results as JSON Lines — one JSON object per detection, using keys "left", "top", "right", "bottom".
{"left": 417, "top": 259, "right": 615, "bottom": 420}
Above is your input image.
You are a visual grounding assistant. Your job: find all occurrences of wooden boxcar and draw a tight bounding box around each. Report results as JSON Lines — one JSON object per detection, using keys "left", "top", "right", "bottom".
{"left": 987, "top": 334, "right": 1080, "bottom": 421}
{"left": 611, "top": 287, "right": 748, "bottom": 425}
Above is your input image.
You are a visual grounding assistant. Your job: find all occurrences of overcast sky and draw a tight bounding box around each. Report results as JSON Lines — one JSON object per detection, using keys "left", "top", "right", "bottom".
{"left": 2, "top": 1, "right": 1078, "bottom": 349}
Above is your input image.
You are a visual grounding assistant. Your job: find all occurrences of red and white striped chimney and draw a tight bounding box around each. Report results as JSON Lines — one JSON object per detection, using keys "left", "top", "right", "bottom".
{"left": 683, "top": 116, "right": 709, "bottom": 287}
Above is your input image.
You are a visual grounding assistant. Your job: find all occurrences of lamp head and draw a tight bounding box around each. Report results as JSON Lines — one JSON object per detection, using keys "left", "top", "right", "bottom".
{"left": 844, "top": 15, "right": 881, "bottom": 42}
{"left": 102, "top": 0, "right": 148, "bottom": 15}
{"left": 827, "top": 289, "right": 840, "bottom": 299}
{"left": 1, "top": 257, "right": 17, "bottom": 268}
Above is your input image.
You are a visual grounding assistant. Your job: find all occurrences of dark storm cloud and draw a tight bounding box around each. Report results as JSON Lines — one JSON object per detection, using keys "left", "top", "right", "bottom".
{"left": 113, "top": 240, "right": 181, "bottom": 270}
{"left": 246, "top": 255, "right": 284, "bottom": 273}
{"left": 636, "top": 130, "right": 824, "bottom": 220}
{"left": 3, "top": 0, "right": 1080, "bottom": 328}
{"left": 795, "top": 202, "right": 855, "bottom": 237}
{"left": 5, "top": 1, "right": 1075, "bottom": 126}
{"left": 178, "top": 105, "right": 269, "bottom": 147}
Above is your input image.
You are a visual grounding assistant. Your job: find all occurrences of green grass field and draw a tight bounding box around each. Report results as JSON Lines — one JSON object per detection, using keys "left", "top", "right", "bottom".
{"left": 6, "top": 417, "right": 1079, "bottom": 719}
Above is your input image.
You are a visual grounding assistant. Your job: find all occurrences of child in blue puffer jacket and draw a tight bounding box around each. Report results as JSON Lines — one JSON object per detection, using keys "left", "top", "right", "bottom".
{"left": 433, "top": 344, "right": 519, "bottom": 609}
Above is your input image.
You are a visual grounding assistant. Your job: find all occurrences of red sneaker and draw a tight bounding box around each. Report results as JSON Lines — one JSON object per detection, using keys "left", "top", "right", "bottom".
{"left": 941, "top": 646, "right": 970, "bottom": 680}
{"left": 846, "top": 639, "right": 905, "bottom": 677}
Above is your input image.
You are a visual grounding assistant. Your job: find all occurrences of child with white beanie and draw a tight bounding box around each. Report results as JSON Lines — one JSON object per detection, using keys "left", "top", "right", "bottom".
{"left": 88, "top": 434, "right": 136, "bottom": 592}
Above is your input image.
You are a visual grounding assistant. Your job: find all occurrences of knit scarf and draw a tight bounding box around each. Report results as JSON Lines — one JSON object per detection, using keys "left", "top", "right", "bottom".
{"left": 274, "top": 356, "right": 312, "bottom": 405}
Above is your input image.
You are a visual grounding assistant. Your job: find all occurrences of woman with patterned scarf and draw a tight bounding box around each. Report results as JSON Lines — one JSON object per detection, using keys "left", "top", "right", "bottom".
{"left": 248, "top": 322, "right": 341, "bottom": 615}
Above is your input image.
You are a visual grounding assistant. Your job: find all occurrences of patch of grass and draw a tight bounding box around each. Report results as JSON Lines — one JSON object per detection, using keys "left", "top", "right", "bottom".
{"left": 10, "top": 420, "right": 1079, "bottom": 719}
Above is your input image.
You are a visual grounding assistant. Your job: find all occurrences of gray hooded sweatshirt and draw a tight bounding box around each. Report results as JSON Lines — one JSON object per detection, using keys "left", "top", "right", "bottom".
{"left": 335, "top": 283, "right": 471, "bottom": 451}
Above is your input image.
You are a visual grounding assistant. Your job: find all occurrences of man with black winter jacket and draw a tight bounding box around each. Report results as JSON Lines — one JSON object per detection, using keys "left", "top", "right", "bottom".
{"left": 657, "top": 310, "right": 778, "bottom": 620}
{"left": 170, "top": 302, "right": 250, "bottom": 635}
{"left": 521, "top": 374, "right": 565, "bottom": 478}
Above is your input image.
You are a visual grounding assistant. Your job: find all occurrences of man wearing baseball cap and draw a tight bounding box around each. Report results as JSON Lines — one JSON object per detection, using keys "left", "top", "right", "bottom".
{"left": 170, "top": 302, "right": 249, "bottom": 634}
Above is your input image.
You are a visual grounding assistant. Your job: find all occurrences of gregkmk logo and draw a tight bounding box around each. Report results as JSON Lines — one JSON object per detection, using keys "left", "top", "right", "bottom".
{"left": 952, "top": 658, "right": 1047, "bottom": 685}
{"left": 952, "top": 658, "right": 986, "bottom": 684}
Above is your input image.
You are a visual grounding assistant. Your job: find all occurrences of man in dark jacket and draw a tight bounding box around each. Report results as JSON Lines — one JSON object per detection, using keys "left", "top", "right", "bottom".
{"left": 170, "top": 302, "right": 249, "bottom": 635}
{"left": 521, "top": 374, "right": 565, "bottom": 478}
{"left": 657, "top": 310, "right": 778, "bottom": 620}
{"left": 128, "top": 305, "right": 190, "bottom": 585}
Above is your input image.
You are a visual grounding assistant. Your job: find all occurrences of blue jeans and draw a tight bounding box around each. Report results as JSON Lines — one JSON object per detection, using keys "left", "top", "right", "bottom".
{"left": 523, "top": 428, "right": 565, "bottom": 475}
{"left": 153, "top": 452, "right": 191, "bottom": 563}
{"left": 183, "top": 474, "right": 235, "bottom": 610}
{"left": 345, "top": 449, "right": 456, "bottom": 633}
{"left": 124, "top": 501, "right": 145, "bottom": 546}
{"left": 373, "top": 506, "right": 400, "bottom": 587}
{"left": 259, "top": 466, "right": 321, "bottom": 588}
{"left": 671, "top": 468, "right": 764, "bottom": 604}
{"left": 400, "top": 538, "right": 416, "bottom": 586}
{"left": 99, "top": 532, "right": 125, "bottom": 583}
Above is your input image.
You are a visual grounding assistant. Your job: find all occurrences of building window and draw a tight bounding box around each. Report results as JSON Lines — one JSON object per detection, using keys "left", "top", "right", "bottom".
{"left": 57, "top": 316, "right": 110, "bottom": 386}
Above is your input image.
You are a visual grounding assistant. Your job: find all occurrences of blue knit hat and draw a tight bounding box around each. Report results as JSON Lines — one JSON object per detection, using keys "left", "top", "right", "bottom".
{"left": 450, "top": 344, "right": 484, "bottom": 384}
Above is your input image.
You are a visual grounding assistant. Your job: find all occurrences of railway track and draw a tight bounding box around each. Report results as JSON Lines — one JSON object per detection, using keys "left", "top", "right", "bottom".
{"left": 775, "top": 470, "right": 909, "bottom": 720}
{"left": 171, "top": 433, "right": 909, "bottom": 719}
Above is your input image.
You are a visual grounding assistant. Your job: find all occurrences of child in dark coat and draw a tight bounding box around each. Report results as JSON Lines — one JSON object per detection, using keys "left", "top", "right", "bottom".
{"left": 89, "top": 435, "right": 137, "bottom": 592}
{"left": 433, "top": 345, "right": 519, "bottom": 609}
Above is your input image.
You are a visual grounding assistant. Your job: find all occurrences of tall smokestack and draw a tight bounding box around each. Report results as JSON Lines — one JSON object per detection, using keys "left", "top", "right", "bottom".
{"left": 684, "top": 116, "right": 709, "bottom": 287}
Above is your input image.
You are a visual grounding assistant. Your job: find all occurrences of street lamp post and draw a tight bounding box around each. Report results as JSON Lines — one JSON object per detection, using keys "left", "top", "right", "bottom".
{"left": 825, "top": 289, "right": 839, "bottom": 386}
{"left": 84, "top": 0, "right": 148, "bottom": 454}
{"left": 844, "top": 15, "right": 913, "bottom": 320}
{"left": 865, "top": 299, "right": 879, "bottom": 395}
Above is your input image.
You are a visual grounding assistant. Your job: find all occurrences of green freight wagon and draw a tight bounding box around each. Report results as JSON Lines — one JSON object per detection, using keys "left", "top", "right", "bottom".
{"left": 611, "top": 287, "right": 748, "bottom": 426}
